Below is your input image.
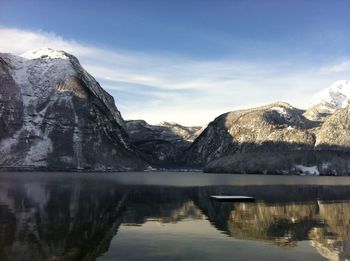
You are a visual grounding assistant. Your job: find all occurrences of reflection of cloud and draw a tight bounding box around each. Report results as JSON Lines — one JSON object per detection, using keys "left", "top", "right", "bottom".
{"left": 1, "top": 27, "right": 349, "bottom": 125}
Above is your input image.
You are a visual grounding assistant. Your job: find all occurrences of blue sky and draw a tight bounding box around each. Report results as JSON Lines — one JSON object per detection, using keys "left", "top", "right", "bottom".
{"left": 1, "top": 0, "right": 350, "bottom": 125}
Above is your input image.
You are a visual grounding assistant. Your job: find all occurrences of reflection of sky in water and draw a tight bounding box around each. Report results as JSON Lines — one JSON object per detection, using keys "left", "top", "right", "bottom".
{"left": 2, "top": 173, "right": 350, "bottom": 260}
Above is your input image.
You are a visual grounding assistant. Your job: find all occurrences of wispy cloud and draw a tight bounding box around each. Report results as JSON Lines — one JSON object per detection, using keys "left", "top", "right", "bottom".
{"left": 320, "top": 60, "right": 350, "bottom": 73}
{"left": 0, "top": 27, "right": 348, "bottom": 126}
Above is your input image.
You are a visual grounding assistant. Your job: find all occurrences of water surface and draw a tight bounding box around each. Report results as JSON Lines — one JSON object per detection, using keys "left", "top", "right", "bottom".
{"left": 1, "top": 172, "right": 350, "bottom": 260}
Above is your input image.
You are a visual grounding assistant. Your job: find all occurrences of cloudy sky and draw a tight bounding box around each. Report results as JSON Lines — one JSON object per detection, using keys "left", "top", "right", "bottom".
{"left": 1, "top": 0, "right": 350, "bottom": 126}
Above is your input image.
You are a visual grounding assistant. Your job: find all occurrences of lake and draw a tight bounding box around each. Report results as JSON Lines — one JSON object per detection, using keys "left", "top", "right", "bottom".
{"left": 2, "top": 172, "right": 350, "bottom": 260}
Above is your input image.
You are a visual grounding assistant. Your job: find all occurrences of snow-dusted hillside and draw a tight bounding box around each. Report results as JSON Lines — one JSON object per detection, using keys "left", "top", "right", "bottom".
{"left": 185, "top": 102, "right": 317, "bottom": 166}
{"left": 185, "top": 100, "right": 350, "bottom": 175}
{"left": 305, "top": 80, "right": 350, "bottom": 121}
{"left": 0, "top": 48, "right": 147, "bottom": 171}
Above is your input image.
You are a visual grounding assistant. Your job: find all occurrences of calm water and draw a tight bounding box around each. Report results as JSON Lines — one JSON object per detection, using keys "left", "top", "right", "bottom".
{"left": 2, "top": 173, "right": 350, "bottom": 260}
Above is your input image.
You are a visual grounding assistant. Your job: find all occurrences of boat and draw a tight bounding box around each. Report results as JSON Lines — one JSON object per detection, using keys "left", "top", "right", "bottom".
{"left": 210, "top": 195, "right": 255, "bottom": 202}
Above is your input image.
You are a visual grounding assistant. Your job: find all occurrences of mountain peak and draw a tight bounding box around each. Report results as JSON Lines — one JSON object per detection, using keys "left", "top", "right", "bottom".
{"left": 304, "top": 80, "right": 350, "bottom": 121}
{"left": 21, "top": 47, "right": 70, "bottom": 60}
{"left": 309, "top": 80, "right": 350, "bottom": 109}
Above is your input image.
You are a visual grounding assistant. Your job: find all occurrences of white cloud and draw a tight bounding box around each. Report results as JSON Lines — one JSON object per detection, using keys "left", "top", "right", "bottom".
{"left": 0, "top": 27, "right": 348, "bottom": 126}
{"left": 320, "top": 60, "right": 350, "bottom": 73}
{"left": 0, "top": 28, "right": 93, "bottom": 56}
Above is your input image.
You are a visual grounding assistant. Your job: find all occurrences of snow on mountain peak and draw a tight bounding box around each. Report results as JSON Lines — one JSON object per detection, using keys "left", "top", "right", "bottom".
{"left": 309, "top": 80, "right": 350, "bottom": 113}
{"left": 21, "top": 47, "right": 70, "bottom": 60}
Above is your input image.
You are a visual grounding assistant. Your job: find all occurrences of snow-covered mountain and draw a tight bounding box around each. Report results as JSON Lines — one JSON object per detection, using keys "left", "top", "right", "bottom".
{"left": 304, "top": 80, "right": 350, "bottom": 121}
{"left": 0, "top": 48, "right": 147, "bottom": 171}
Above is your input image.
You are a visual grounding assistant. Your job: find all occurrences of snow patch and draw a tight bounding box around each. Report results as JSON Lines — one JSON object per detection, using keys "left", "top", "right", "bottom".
{"left": 270, "top": 106, "right": 288, "bottom": 116}
{"left": 321, "top": 162, "right": 331, "bottom": 169}
{"left": 21, "top": 47, "right": 69, "bottom": 60}
{"left": 295, "top": 165, "right": 319, "bottom": 176}
{"left": 269, "top": 106, "right": 294, "bottom": 123}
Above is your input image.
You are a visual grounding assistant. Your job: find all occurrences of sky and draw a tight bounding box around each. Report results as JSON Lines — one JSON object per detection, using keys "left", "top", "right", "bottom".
{"left": 1, "top": 0, "right": 350, "bottom": 126}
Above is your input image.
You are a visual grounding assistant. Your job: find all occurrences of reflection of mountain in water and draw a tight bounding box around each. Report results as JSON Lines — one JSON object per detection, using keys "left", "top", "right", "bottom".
{"left": 1, "top": 176, "right": 350, "bottom": 260}
{"left": 0, "top": 180, "right": 128, "bottom": 261}
{"left": 228, "top": 202, "right": 320, "bottom": 247}
{"left": 309, "top": 202, "right": 350, "bottom": 261}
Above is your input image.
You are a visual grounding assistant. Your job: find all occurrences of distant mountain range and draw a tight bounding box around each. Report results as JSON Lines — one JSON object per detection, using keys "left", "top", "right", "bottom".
{"left": 1, "top": 48, "right": 350, "bottom": 175}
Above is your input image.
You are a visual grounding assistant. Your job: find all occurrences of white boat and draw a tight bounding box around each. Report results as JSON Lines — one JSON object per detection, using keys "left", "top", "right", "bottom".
{"left": 210, "top": 195, "right": 255, "bottom": 202}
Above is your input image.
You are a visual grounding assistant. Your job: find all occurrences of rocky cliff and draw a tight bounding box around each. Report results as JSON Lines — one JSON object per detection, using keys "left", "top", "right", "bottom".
{"left": 125, "top": 120, "right": 202, "bottom": 166}
{"left": 0, "top": 48, "right": 147, "bottom": 171}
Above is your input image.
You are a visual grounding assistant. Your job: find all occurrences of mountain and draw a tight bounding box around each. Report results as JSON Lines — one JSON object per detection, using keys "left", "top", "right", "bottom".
{"left": 185, "top": 102, "right": 350, "bottom": 175}
{"left": 0, "top": 48, "right": 147, "bottom": 171}
{"left": 184, "top": 102, "right": 317, "bottom": 169}
{"left": 125, "top": 120, "right": 202, "bottom": 166}
{"left": 304, "top": 80, "right": 350, "bottom": 121}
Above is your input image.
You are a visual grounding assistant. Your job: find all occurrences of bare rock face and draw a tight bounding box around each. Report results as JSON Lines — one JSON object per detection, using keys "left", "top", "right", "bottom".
{"left": 125, "top": 120, "right": 202, "bottom": 166}
{"left": 0, "top": 48, "right": 147, "bottom": 171}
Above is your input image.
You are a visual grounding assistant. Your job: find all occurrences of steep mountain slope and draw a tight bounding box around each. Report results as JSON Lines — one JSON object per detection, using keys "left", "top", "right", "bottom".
{"left": 304, "top": 80, "right": 350, "bottom": 121}
{"left": 125, "top": 120, "right": 202, "bottom": 166}
{"left": 0, "top": 48, "right": 147, "bottom": 171}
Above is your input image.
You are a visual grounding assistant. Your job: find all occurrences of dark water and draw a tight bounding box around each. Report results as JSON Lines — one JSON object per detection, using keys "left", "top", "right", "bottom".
{"left": 2, "top": 173, "right": 350, "bottom": 260}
